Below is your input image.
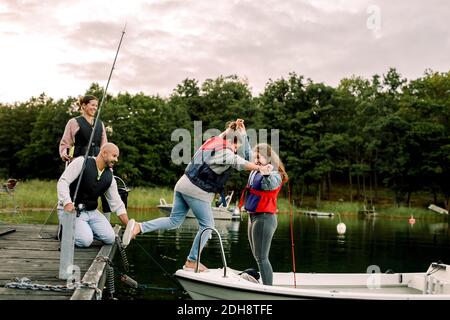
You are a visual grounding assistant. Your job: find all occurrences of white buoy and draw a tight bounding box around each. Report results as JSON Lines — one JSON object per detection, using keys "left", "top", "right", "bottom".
{"left": 337, "top": 222, "right": 346, "bottom": 235}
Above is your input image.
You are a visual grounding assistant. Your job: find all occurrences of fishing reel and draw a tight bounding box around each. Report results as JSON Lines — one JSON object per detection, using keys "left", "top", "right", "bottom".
{"left": 75, "top": 203, "right": 85, "bottom": 217}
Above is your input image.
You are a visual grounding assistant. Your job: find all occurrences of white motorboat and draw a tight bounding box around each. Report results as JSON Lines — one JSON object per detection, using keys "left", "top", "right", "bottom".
{"left": 157, "top": 191, "right": 241, "bottom": 221}
{"left": 175, "top": 263, "right": 450, "bottom": 300}
{"left": 175, "top": 227, "right": 450, "bottom": 300}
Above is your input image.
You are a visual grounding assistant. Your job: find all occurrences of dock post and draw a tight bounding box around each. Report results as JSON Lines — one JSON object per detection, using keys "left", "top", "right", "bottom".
{"left": 59, "top": 211, "right": 76, "bottom": 280}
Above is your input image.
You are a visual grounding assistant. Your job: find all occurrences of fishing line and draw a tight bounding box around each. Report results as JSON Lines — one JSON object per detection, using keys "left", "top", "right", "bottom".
{"left": 72, "top": 24, "right": 127, "bottom": 207}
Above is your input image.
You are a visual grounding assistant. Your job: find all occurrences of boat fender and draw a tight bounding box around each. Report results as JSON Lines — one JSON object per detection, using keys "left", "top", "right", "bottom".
{"left": 238, "top": 268, "right": 260, "bottom": 283}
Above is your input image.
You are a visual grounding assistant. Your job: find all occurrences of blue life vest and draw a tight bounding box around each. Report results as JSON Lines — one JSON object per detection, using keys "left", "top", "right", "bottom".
{"left": 184, "top": 136, "right": 234, "bottom": 193}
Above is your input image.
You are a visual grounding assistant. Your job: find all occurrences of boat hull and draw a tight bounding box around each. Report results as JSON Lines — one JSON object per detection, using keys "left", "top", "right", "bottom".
{"left": 175, "top": 265, "right": 450, "bottom": 300}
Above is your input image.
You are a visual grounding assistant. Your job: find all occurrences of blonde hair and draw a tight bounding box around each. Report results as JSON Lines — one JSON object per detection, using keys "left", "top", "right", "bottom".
{"left": 254, "top": 143, "right": 289, "bottom": 182}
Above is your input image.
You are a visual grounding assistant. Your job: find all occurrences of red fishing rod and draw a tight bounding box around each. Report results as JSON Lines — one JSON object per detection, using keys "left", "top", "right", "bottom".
{"left": 287, "top": 180, "right": 297, "bottom": 287}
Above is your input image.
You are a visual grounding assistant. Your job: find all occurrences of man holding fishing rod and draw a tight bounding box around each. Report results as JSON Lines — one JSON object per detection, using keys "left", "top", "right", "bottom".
{"left": 57, "top": 142, "right": 131, "bottom": 247}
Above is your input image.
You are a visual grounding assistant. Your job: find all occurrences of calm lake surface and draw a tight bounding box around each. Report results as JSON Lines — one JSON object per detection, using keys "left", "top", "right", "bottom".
{"left": 4, "top": 209, "right": 450, "bottom": 300}
{"left": 117, "top": 211, "right": 450, "bottom": 300}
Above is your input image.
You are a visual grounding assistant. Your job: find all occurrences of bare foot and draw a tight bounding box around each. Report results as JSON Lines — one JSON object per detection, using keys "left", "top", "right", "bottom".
{"left": 184, "top": 260, "right": 208, "bottom": 272}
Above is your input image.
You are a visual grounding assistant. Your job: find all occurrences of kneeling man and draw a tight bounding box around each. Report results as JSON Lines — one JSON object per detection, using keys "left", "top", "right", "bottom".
{"left": 57, "top": 142, "right": 130, "bottom": 247}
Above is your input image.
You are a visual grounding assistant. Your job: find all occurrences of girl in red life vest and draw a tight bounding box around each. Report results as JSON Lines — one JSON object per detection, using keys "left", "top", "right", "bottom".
{"left": 240, "top": 143, "right": 288, "bottom": 285}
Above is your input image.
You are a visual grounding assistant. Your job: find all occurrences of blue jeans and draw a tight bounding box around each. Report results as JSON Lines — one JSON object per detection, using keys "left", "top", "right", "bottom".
{"left": 248, "top": 213, "right": 277, "bottom": 285}
{"left": 58, "top": 209, "right": 115, "bottom": 248}
{"left": 141, "top": 191, "right": 214, "bottom": 262}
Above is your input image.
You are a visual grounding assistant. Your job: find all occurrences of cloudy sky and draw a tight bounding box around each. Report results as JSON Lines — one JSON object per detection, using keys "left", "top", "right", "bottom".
{"left": 0, "top": 0, "right": 449, "bottom": 103}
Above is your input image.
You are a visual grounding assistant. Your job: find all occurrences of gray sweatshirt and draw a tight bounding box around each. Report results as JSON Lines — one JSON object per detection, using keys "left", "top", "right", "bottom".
{"left": 175, "top": 135, "right": 251, "bottom": 203}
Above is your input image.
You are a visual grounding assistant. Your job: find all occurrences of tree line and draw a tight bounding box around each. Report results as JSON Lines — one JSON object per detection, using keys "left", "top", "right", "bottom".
{"left": 1, "top": 68, "right": 450, "bottom": 209}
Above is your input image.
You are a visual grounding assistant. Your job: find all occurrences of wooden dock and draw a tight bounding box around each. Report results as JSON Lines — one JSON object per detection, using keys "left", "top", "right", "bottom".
{"left": 0, "top": 223, "right": 120, "bottom": 300}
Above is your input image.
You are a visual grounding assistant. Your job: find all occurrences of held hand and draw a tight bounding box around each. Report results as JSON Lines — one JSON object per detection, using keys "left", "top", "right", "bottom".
{"left": 259, "top": 164, "right": 273, "bottom": 175}
{"left": 64, "top": 203, "right": 75, "bottom": 213}
{"left": 62, "top": 154, "right": 71, "bottom": 162}
{"left": 236, "top": 119, "right": 246, "bottom": 135}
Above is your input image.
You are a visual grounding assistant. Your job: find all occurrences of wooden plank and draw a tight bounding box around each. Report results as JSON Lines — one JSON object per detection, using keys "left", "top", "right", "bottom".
{"left": 0, "top": 228, "right": 16, "bottom": 237}
{"left": 0, "top": 262, "right": 91, "bottom": 272}
{"left": 0, "top": 249, "right": 98, "bottom": 260}
{"left": 0, "top": 240, "right": 61, "bottom": 250}
{"left": 70, "top": 225, "right": 121, "bottom": 300}
{"left": 0, "top": 272, "right": 71, "bottom": 280}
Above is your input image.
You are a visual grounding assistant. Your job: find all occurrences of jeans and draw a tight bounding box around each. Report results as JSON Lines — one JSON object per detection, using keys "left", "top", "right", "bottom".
{"left": 248, "top": 213, "right": 277, "bottom": 285}
{"left": 58, "top": 208, "right": 115, "bottom": 248}
{"left": 141, "top": 191, "right": 214, "bottom": 262}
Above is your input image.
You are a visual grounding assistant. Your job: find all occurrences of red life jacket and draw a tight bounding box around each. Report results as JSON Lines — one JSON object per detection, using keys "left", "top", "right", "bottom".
{"left": 184, "top": 136, "right": 234, "bottom": 193}
{"left": 239, "top": 171, "right": 283, "bottom": 214}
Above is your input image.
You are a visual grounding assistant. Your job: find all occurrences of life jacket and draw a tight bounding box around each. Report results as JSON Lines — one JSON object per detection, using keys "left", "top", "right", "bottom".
{"left": 239, "top": 170, "right": 283, "bottom": 214}
{"left": 69, "top": 157, "right": 113, "bottom": 211}
{"left": 184, "top": 136, "right": 234, "bottom": 193}
{"left": 74, "top": 116, "right": 103, "bottom": 157}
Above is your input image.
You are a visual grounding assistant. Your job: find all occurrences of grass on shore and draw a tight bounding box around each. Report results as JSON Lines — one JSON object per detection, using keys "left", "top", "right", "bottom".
{"left": 3, "top": 179, "right": 446, "bottom": 220}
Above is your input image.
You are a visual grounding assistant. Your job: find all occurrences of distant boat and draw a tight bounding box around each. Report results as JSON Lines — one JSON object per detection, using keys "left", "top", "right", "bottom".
{"left": 157, "top": 191, "right": 241, "bottom": 221}
{"left": 300, "top": 210, "right": 334, "bottom": 217}
{"left": 428, "top": 204, "right": 449, "bottom": 215}
{"left": 358, "top": 205, "right": 377, "bottom": 217}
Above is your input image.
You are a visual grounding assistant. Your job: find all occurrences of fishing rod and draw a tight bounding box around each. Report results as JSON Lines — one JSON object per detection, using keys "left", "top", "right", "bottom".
{"left": 71, "top": 24, "right": 126, "bottom": 213}
{"left": 287, "top": 180, "right": 297, "bottom": 288}
{"left": 39, "top": 24, "right": 126, "bottom": 238}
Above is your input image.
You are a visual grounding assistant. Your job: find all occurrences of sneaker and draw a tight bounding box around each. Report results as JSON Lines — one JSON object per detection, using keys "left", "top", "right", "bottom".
{"left": 122, "top": 219, "right": 136, "bottom": 247}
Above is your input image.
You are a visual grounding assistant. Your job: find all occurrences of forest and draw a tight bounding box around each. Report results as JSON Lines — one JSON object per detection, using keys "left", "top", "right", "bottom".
{"left": 1, "top": 68, "right": 450, "bottom": 209}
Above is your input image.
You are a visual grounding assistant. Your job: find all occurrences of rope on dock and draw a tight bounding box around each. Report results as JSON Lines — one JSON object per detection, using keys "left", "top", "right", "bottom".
{"left": 4, "top": 276, "right": 102, "bottom": 299}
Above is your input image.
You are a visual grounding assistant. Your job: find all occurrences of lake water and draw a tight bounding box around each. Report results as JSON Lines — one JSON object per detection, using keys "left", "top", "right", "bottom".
{"left": 4, "top": 209, "right": 450, "bottom": 300}
{"left": 112, "top": 210, "right": 450, "bottom": 300}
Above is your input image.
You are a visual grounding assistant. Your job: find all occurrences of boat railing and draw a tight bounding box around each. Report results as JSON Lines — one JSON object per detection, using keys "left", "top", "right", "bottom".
{"left": 196, "top": 227, "right": 228, "bottom": 277}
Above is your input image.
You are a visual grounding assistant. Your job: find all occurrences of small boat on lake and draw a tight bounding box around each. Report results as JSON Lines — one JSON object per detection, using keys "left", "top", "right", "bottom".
{"left": 428, "top": 204, "right": 449, "bottom": 215}
{"left": 175, "top": 227, "right": 450, "bottom": 300}
{"left": 358, "top": 205, "right": 377, "bottom": 217}
{"left": 175, "top": 262, "right": 450, "bottom": 300}
{"left": 157, "top": 191, "right": 241, "bottom": 221}
{"left": 300, "top": 210, "right": 334, "bottom": 217}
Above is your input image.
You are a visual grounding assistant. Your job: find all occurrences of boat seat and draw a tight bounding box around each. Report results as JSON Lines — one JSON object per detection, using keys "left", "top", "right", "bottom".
{"left": 407, "top": 274, "right": 426, "bottom": 292}
{"left": 408, "top": 268, "right": 450, "bottom": 294}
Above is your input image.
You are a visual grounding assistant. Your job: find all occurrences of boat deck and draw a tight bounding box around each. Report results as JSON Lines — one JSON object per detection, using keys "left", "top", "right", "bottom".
{"left": 288, "top": 285, "right": 422, "bottom": 294}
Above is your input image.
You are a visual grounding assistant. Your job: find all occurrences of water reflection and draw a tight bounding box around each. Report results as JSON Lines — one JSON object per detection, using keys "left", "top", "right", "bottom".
{"left": 5, "top": 210, "right": 450, "bottom": 300}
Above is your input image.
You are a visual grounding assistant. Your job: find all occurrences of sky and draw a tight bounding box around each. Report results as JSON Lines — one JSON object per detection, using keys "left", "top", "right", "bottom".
{"left": 0, "top": 0, "right": 449, "bottom": 103}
